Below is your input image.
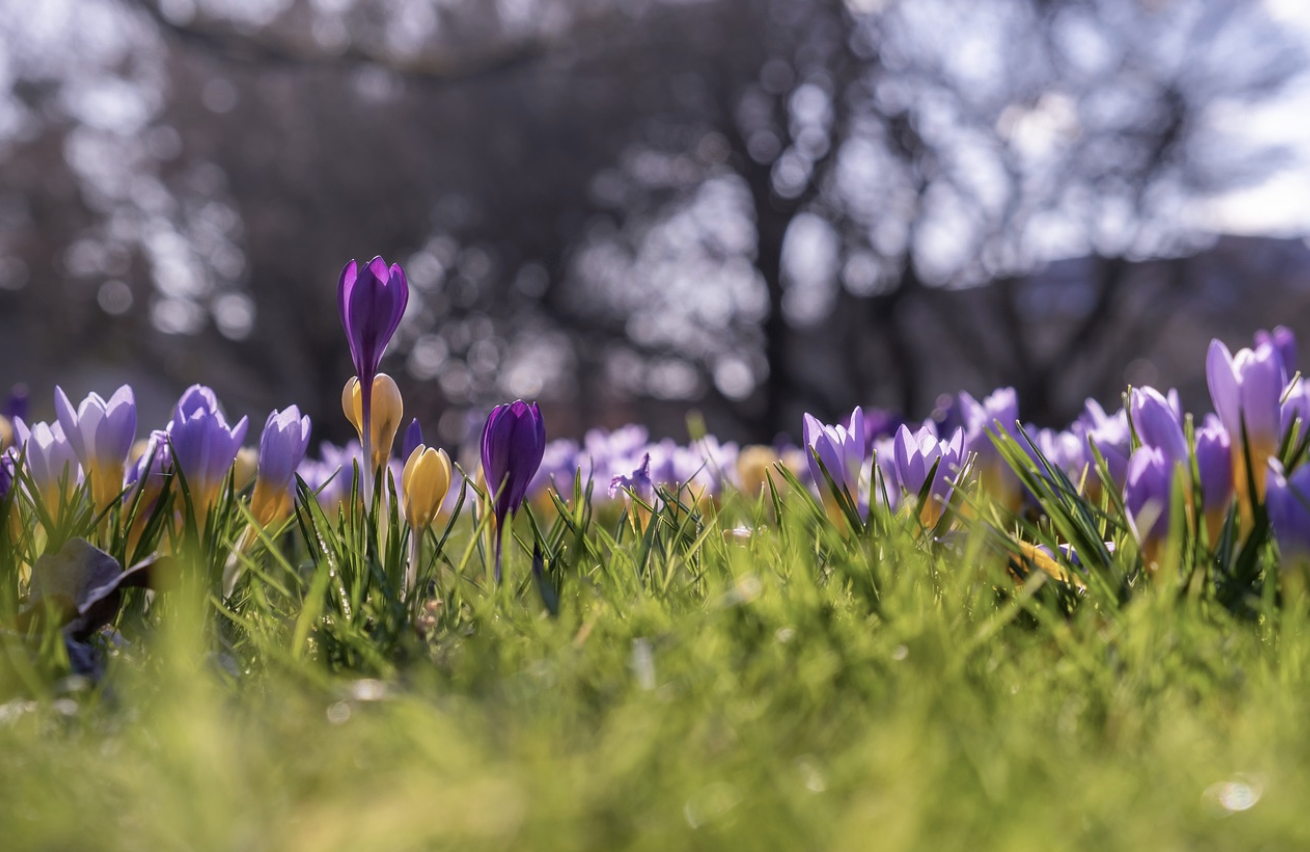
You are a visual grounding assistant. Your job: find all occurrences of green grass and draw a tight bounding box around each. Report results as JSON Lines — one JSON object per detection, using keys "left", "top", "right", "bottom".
{"left": 4, "top": 474, "right": 1310, "bottom": 851}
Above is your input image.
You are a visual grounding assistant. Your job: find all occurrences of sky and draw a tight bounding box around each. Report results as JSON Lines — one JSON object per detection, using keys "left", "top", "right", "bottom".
{"left": 1206, "top": 0, "right": 1310, "bottom": 236}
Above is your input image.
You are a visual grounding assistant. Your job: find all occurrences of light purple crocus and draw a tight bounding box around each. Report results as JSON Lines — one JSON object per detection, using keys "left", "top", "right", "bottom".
{"left": 1195, "top": 415, "right": 1233, "bottom": 540}
{"left": 1267, "top": 461, "right": 1310, "bottom": 563}
{"left": 250, "top": 406, "right": 311, "bottom": 526}
{"left": 54, "top": 385, "right": 136, "bottom": 511}
{"left": 1075, "top": 399, "right": 1131, "bottom": 492}
{"left": 1255, "top": 326, "right": 1297, "bottom": 384}
{"left": 14, "top": 418, "right": 83, "bottom": 521}
{"left": 960, "top": 387, "right": 1020, "bottom": 508}
{"left": 802, "top": 407, "right": 865, "bottom": 511}
{"left": 1123, "top": 445, "right": 1173, "bottom": 547}
{"left": 1129, "top": 387, "right": 1188, "bottom": 466}
{"left": 1207, "top": 339, "right": 1285, "bottom": 518}
{"left": 892, "top": 423, "right": 965, "bottom": 527}
{"left": 167, "top": 387, "right": 249, "bottom": 521}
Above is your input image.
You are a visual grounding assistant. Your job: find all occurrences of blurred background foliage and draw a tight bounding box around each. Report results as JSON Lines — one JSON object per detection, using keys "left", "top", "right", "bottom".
{"left": 0, "top": 0, "right": 1306, "bottom": 444}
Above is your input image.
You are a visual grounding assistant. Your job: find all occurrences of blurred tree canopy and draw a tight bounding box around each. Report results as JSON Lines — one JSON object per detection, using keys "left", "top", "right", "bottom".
{"left": 0, "top": 0, "right": 1302, "bottom": 442}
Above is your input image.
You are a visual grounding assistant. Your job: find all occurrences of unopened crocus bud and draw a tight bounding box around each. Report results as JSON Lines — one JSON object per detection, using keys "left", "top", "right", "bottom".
{"left": 402, "top": 445, "right": 452, "bottom": 531}
{"left": 892, "top": 423, "right": 965, "bottom": 528}
{"left": 250, "top": 406, "right": 311, "bottom": 526}
{"left": 803, "top": 408, "right": 865, "bottom": 513}
{"left": 481, "top": 400, "right": 547, "bottom": 526}
{"left": 343, "top": 373, "right": 404, "bottom": 474}
{"left": 55, "top": 385, "right": 136, "bottom": 513}
{"left": 401, "top": 418, "right": 423, "bottom": 465}
{"left": 482, "top": 400, "right": 546, "bottom": 583}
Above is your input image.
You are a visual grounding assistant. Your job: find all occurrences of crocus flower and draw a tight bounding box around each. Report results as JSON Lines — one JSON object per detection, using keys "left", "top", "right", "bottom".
{"left": 55, "top": 385, "right": 136, "bottom": 513}
{"left": 167, "top": 389, "right": 249, "bottom": 522}
{"left": 802, "top": 407, "right": 865, "bottom": 513}
{"left": 342, "top": 373, "right": 404, "bottom": 479}
{"left": 482, "top": 400, "right": 546, "bottom": 582}
{"left": 1267, "top": 460, "right": 1310, "bottom": 564}
{"left": 1123, "top": 446, "right": 1173, "bottom": 552}
{"left": 1195, "top": 415, "right": 1233, "bottom": 541}
{"left": 960, "top": 387, "right": 1020, "bottom": 510}
{"left": 250, "top": 406, "right": 312, "bottom": 526}
{"left": 339, "top": 258, "right": 408, "bottom": 483}
{"left": 1207, "top": 339, "right": 1284, "bottom": 526}
{"left": 14, "top": 419, "right": 83, "bottom": 524}
{"left": 402, "top": 443, "right": 453, "bottom": 599}
{"left": 1129, "top": 387, "right": 1188, "bottom": 467}
{"left": 400, "top": 418, "right": 424, "bottom": 465}
{"left": 1076, "top": 399, "right": 1131, "bottom": 494}
{"left": 892, "top": 423, "right": 965, "bottom": 528}
{"left": 1255, "top": 326, "right": 1297, "bottom": 384}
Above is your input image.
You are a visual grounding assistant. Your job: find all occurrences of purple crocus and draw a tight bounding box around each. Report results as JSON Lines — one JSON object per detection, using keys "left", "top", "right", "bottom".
{"left": 1207, "top": 339, "right": 1285, "bottom": 525}
{"left": 1255, "top": 326, "right": 1297, "bottom": 384}
{"left": 1123, "top": 446, "right": 1173, "bottom": 548}
{"left": 339, "top": 258, "right": 408, "bottom": 476}
{"left": 892, "top": 423, "right": 965, "bottom": 528}
{"left": 250, "top": 406, "right": 312, "bottom": 526}
{"left": 1129, "top": 387, "right": 1188, "bottom": 466}
{"left": 14, "top": 418, "right": 83, "bottom": 522}
{"left": 482, "top": 400, "right": 546, "bottom": 581}
{"left": 609, "top": 452, "right": 654, "bottom": 504}
{"left": 1195, "top": 415, "right": 1233, "bottom": 541}
{"left": 1267, "top": 461, "right": 1310, "bottom": 563}
{"left": 959, "top": 387, "right": 1020, "bottom": 508}
{"left": 55, "top": 385, "right": 136, "bottom": 512}
{"left": 400, "top": 418, "right": 424, "bottom": 465}
{"left": 167, "top": 387, "right": 249, "bottom": 522}
{"left": 802, "top": 408, "right": 865, "bottom": 512}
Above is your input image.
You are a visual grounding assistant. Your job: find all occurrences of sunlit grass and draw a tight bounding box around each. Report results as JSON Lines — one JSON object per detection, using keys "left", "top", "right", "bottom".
{"left": 5, "top": 471, "right": 1310, "bottom": 851}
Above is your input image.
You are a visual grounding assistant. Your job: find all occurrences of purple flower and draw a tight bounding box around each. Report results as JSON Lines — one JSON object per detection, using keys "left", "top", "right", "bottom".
{"left": 400, "top": 418, "right": 424, "bottom": 465}
{"left": 0, "top": 450, "right": 13, "bottom": 503}
{"left": 892, "top": 423, "right": 965, "bottom": 527}
{"left": 14, "top": 418, "right": 83, "bottom": 521}
{"left": 1195, "top": 415, "right": 1233, "bottom": 539}
{"left": 960, "top": 387, "right": 1020, "bottom": 507}
{"left": 1267, "top": 461, "right": 1310, "bottom": 562}
{"left": 609, "top": 452, "right": 654, "bottom": 504}
{"left": 1129, "top": 387, "right": 1187, "bottom": 466}
{"left": 339, "top": 257, "right": 409, "bottom": 381}
{"left": 802, "top": 408, "right": 865, "bottom": 510}
{"left": 1076, "top": 399, "right": 1131, "bottom": 491}
{"left": 167, "top": 389, "right": 249, "bottom": 519}
{"left": 1255, "top": 326, "right": 1297, "bottom": 384}
{"left": 250, "top": 406, "right": 311, "bottom": 526}
{"left": 1123, "top": 446, "right": 1173, "bottom": 545}
{"left": 1208, "top": 339, "right": 1285, "bottom": 522}
{"left": 482, "top": 400, "right": 547, "bottom": 525}
{"left": 55, "top": 385, "right": 136, "bottom": 511}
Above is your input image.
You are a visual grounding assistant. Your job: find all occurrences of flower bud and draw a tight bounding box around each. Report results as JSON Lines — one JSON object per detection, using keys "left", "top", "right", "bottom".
{"left": 343, "top": 373, "right": 404, "bottom": 472}
{"left": 402, "top": 445, "right": 452, "bottom": 530}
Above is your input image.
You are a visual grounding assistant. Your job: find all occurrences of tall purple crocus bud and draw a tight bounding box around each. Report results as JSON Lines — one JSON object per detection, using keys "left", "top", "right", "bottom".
{"left": 167, "top": 389, "right": 249, "bottom": 523}
{"left": 802, "top": 407, "right": 866, "bottom": 513}
{"left": 892, "top": 423, "right": 965, "bottom": 528}
{"left": 250, "top": 406, "right": 312, "bottom": 526}
{"left": 339, "top": 258, "right": 408, "bottom": 485}
{"left": 1207, "top": 339, "right": 1284, "bottom": 528}
{"left": 960, "top": 387, "right": 1020, "bottom": 510}
{"left": 482, "top": 400, "right": 546, "bottom": 582}
{"left": 54, "top": 385, "right": 136, "bottom": 513}
{"left": 14, "top": 419, "right": 83, "bottom": 524}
